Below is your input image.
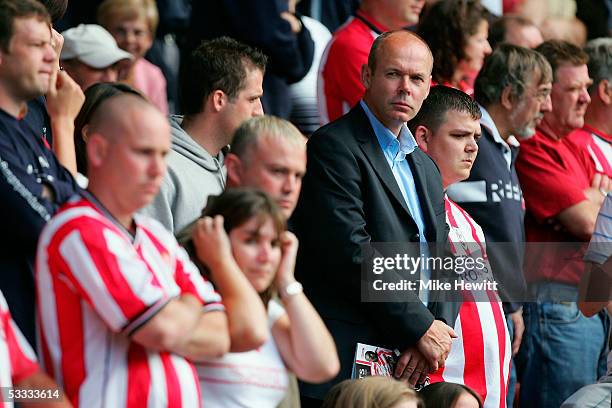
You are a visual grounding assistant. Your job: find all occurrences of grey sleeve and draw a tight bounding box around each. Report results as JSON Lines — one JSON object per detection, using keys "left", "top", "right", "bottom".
{"left": 585, "top": 194, "right": 612, "bottom": 264}
{"left": 139, "top": 174, "right": 176, "bottom": 233}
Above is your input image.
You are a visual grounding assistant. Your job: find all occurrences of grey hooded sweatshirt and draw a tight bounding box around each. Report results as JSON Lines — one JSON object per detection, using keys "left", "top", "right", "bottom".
{"left": 140, "top": 115, "right": 226, "bottom": 233}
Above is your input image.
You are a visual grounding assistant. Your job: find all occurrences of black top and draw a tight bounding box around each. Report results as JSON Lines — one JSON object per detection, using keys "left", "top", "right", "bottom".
{"left": 0, "top": 103, "right": 78, "bottom": 346}
{"left": 183, "top": 0, "right": 315, "bottom": 119}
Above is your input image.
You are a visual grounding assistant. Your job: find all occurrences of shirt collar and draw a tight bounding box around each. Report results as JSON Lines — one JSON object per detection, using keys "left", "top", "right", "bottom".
{"left": 81, "top": 190, "right": 136, "bottom": 242}
{"left": 354, "top": 9, "right": 388, "bottom": 34}
{"left": 584, "top": 124, "right": 612, "bottom": 142}
{"left": 478, "top": 104, "right": 520, "bottom": 148}
{"left": 361, "top": 100, "right": 418, "bottom": 164}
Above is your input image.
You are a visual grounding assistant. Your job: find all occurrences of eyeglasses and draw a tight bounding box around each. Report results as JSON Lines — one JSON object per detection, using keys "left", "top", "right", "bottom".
{"left": 526, "top": 88, "right": 551, "bottom": 103}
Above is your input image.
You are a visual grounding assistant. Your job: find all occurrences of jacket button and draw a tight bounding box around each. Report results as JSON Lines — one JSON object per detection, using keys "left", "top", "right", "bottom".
{"left": 410, "top": 233, "right": 420, "bottom": 242}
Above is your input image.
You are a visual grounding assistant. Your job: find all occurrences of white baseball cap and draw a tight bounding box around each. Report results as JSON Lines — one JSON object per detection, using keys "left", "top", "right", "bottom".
{"left": 61, "top": 24, "right": 133, "bottom": 69}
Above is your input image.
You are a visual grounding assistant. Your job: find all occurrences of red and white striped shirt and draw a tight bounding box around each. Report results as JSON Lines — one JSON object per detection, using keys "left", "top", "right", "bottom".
{"left": 429, "top": 197, "right": 511, "bottom": 408}
{"left": 0, "top": 290, "right": 39, "bottom": 408}
{"left": 566, "top": 125, "right": 612, "bottom": 177}
{"left": 35, "top": 196, "right": 224, "bottom": 408}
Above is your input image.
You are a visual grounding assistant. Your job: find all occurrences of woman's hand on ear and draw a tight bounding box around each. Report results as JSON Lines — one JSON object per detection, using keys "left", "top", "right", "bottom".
{"left": 192, "top": 215, "right": 233, "bottom": 270}
{"left": 276, "top": 231, "right": 299, "bottom": 288}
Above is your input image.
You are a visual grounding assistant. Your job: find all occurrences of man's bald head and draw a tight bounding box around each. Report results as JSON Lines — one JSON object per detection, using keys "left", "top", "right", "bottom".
{"left": 87, "top": 94, "right": 167, "bottom": 143}
{"left": 86, "top": 93, "right": 171, "bottom": 216}
{"left": 361, "top": 29, "right": 433, "bottom": 134}
{"left": 367, "top": 30, "right": 433, "bottom": 74}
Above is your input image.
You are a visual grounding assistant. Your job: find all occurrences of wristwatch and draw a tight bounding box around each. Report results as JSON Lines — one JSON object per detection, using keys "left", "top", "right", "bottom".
{"left": 281, "top": 281, "right": 303, "bottom": 299}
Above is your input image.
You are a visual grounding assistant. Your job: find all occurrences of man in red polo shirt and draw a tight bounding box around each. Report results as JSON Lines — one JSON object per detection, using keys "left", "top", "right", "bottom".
{"left": 566, "top": 38, "right": 612, "bottom": 176}
{"left": 318, "top": 0, "right": 425, "bottom": 123}
{"left": 516, "top": 40, "right": 609, "bottom": 408}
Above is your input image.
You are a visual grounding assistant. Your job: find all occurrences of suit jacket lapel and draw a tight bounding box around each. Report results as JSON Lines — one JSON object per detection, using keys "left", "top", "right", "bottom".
{"left": 407, "top": 151, "right": 438, "bottom": 241}
{"left": 349, "top": 105, "right": 413, "bottom": 220}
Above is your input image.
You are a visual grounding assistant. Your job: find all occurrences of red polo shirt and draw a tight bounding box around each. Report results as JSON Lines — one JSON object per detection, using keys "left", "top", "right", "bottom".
{"left": 516, "top": 128, "right": 596, "bottom": 284}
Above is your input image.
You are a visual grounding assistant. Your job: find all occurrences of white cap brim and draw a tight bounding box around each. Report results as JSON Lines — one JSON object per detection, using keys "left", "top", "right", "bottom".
{"left": 76, "top": 48, "right": 133, "bottom": 69}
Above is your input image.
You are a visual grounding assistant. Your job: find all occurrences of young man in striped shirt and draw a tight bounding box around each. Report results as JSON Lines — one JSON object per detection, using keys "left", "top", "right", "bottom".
{"left": 446, "top": 44, "right": 554, "bottom": 407}
{"left": 409, "top": 85, "right": 511, "bottom": 408}
{"left": 36, "top": 95, "right": 230, "bottom": 407}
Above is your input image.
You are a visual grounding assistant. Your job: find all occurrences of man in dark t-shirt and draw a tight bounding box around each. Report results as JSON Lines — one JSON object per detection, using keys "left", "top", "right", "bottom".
{"left": 0, "top": 0, "right": 79, "bottom": 346}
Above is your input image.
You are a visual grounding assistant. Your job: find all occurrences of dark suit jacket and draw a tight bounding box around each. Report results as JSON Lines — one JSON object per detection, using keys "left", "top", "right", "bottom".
{"left": 291, "top": 104, "right": 450, "bottom": 397}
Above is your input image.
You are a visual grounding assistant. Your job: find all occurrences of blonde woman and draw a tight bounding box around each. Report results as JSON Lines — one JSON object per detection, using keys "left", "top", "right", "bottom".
{"left": 97, "top": 0, "right": 168, "bottom": 113}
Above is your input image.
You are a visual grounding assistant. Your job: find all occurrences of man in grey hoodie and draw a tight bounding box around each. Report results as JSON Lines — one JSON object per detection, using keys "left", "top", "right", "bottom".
{"left": 141, "top": 37, "right": 267, "bottom": 232}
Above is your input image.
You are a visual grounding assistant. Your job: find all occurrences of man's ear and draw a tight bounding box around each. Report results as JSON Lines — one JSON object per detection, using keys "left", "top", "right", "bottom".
{"left": 414, "top": 125, "right": 431, "bottom": 152}
{"left": 86, "top": 133, "right": 108, "bottom": 168}
{"left": 598, "top": 79, "right": 611, "bottom": 105}
{"left": 210, "top": 90, "right": 227, "bottom": 113}
{"left": 81, "top": 124, "right": 90, "bottom": 143}
{"left": 500, "top": 86, "right": 514, "bottom": 110}
{"left": 361, "top": 64, "right": 371, "bottom": 89}
{"left": 224, "top": 153, "right": 243, "bottom": 186}
{"left": 423, "top": 75, "right": 432, "bottom": 99}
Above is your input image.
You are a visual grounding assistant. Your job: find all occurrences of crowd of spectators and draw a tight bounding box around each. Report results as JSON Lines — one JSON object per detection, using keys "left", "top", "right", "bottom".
{"left": 0, "top": 0, "right": 611, "bottom": 407}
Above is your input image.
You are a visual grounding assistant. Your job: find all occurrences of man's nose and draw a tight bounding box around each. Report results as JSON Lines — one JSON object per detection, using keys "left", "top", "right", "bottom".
{"left": 253, "top": 99, "right": 264, "bottom": 117}
{"left": 540, "top": 93, "right": 553, "bottom": 113}
{"left": 149, "top": 154, "right": 166, "bottom": 178}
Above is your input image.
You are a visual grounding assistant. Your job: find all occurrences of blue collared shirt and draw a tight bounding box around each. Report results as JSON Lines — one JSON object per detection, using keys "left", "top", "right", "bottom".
{"left": 360, "top": 101, "right": 430, "bottom": 304}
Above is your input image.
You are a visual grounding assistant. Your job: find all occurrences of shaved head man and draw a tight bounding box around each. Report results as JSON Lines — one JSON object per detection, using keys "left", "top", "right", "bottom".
{"left": 85, "top": 95, "right": 171, "bottom": 220}
{"left": 37, "top": 94, "right": 230, "bottom": 407}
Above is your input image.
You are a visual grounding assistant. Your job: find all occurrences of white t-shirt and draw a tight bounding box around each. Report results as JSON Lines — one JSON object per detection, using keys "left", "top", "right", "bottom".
{"left": 289, "top": 16, "right": 332, "bottom": 135}
{"left": 197, "top": 299, "right": 289, "bottom": 407}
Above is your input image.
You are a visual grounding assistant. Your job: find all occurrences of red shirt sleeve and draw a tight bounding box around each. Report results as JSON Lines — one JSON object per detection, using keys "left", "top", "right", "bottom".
{"left": 516, "top": 135, "right": 592, "bottom": 221}
{"left": 320, "top": 28, "right": 371, "bottom": 122}
{"left": 173, "top": 244, "right": 224, "bottom": 313}
{"left": 1, "top": 294, "right": 39, "bottom": 384}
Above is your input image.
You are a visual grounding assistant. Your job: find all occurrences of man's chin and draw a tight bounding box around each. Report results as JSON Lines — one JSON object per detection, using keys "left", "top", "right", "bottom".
{"left": 516, "top": 126, "right": 536, "bottom": 140}
{"left": 27, "top": 86, "right": 47, "bottom": 100}
{"left": 570, "top": 118, "right": 585, "bottom": 130}
{"left": 139, "top": 191, "right": 160, "bottom": 209}
{"left": 390, "top": 112, "right": 413, "bottom": 124}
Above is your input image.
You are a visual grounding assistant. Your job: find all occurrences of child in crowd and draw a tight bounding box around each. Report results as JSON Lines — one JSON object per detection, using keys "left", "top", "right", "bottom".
{"left": 97, "top": 0, "right": 168, "bottom": 113}
{"left": 420, "top": 382, "right": 483, "bottom": 408}
{"left": 179, "top": 188, "right": 339, "bottom": 407}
